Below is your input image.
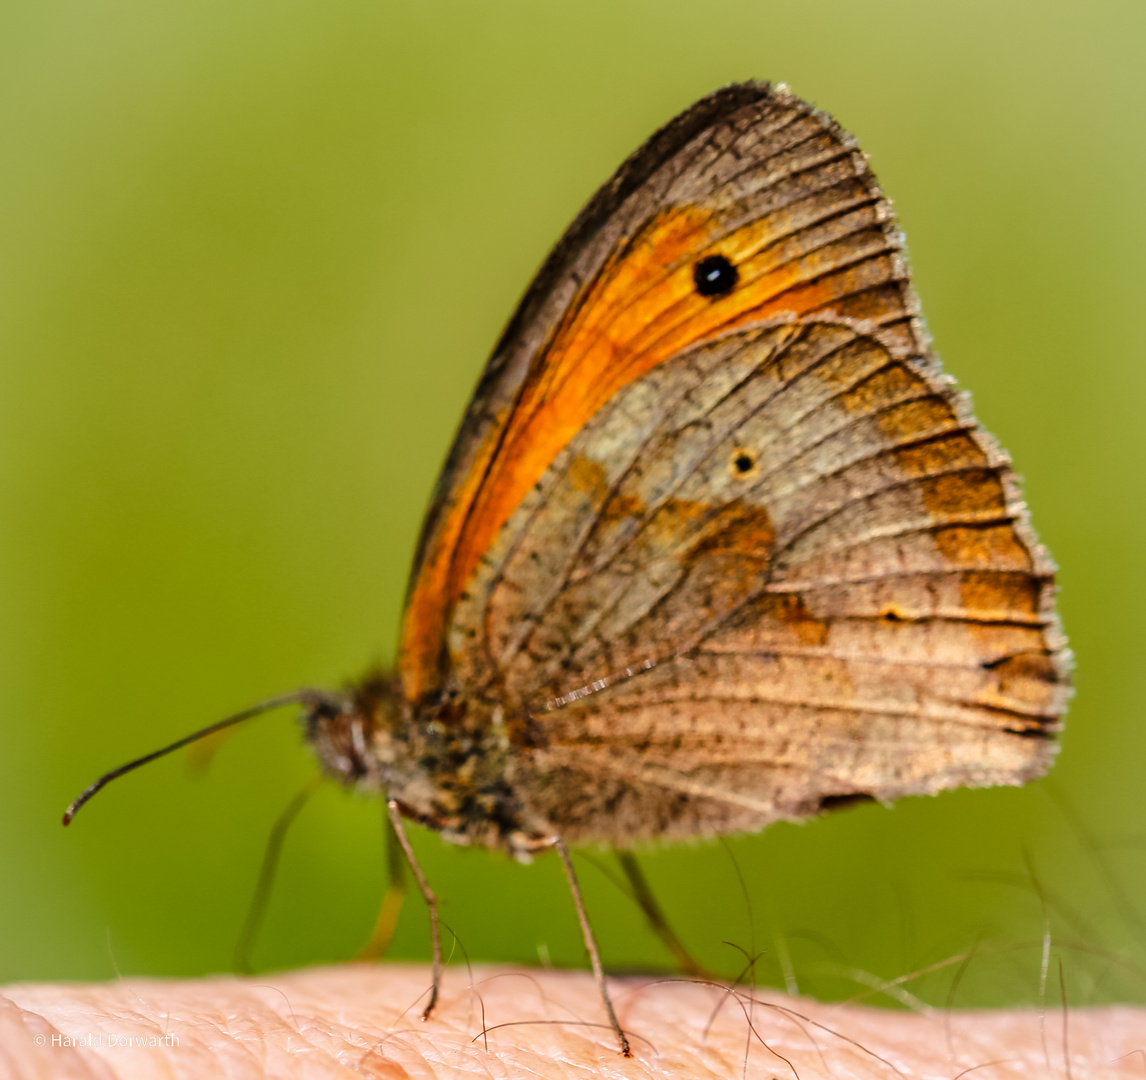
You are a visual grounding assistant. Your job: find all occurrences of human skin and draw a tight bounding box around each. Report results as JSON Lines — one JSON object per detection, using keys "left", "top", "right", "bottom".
{"left": 1, "top": 963, "right": 1142, "bottom": 1079}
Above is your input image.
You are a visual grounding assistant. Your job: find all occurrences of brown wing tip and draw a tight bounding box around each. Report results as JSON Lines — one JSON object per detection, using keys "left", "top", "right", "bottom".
{"left": 490, "top": 79, "right": 798, "bottom": 363}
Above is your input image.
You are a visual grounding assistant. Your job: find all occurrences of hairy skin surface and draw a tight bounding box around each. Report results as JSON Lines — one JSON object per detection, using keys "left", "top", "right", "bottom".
{"left": 2, "top": 965, "right": 1141, "bottom": 1079}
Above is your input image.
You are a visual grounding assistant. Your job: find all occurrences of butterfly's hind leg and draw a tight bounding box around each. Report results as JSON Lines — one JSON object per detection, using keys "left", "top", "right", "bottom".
{"left": 356, "top": 807, "right": 407, "bottom": 960}
{"left": 234, "top": 773, "right": 325, "bottom": 974}
{"left": 386, "top": 799, "right": 442, "bottom": 1018}
{"left": 554, "top": 837, "right": 632, "bottom": 1056}
{"left": 616, "top": 849, "right": 713, "bottom": 981}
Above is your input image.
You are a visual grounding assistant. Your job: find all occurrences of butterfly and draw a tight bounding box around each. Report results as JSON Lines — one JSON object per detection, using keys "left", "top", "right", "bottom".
{"left": 66, "top": 81, "right": 1071, "bottom": 1056}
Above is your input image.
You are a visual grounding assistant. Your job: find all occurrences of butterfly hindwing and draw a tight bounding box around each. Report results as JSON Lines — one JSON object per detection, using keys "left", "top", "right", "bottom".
{"left": 448, "top": 318, "right": 1065, "bottom": 842}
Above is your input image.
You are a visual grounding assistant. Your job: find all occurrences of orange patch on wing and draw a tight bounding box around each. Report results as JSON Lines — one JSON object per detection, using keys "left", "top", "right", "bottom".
{"left": 958, "top": 571, "right": 1042, "bottom": 622}
{"left": 706, "top": 590, "right": 832, "bottom": 652}
{"left": 688, "top": 503, "right": 776, "bottom": 561}
{"left": 401, "top": 202, "right": 900, "bottom": 702}
{"left": 933, "top": 525, "right": 1031, "bottom": 570}
{"left": 768, "top": 593, "right": 830, "bottom": 646}
{"left": 978, "top": 646, "right": 1060, "bottom": 722}
{"left": 891, "top": 433, "right": 987, "bottom": 477}
{"left": 920, "top": 465, "right": 1051, "bottom": 681}
{"left": 981, "top": 651, "right": 1060, "bottom": 717}
{"left": 837, "top": 362, "right": 921, "bottom": 412}
{"left": 918, "top": 469, "right": 1007, "bottom": 520}
{"left": 566, "top": 454, "right": 609, "bottom": 499}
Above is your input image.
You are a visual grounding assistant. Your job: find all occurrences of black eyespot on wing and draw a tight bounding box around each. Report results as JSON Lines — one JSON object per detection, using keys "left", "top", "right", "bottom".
{"left": 729, "top": 447, "right": 758, "bottom": 478}
{"left": 694, "top": 254, "right": 738, "bottom": 297}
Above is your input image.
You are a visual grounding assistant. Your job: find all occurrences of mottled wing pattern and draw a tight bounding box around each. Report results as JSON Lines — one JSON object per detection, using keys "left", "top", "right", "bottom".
{"left": 408, "top": 83, "right": 1069, "bottom": 843}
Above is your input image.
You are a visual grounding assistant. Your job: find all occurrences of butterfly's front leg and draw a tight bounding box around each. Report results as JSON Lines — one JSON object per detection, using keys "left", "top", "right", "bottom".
{"left": 386, "top": 799, "right": 442, "bottom": 1020}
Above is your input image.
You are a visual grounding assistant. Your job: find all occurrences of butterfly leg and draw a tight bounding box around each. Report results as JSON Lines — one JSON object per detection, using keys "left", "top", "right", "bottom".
{"left": 234, "top": 773, "right": 324, "bottom": 974}
{"left": 356, "top": 807, "right": 407, "bottom": 960}
{"left": 386, "top": 799, "right": 442, "bottom": 1019}
{"left": 553, "top": 837, "right": 632, "bottom": 1056}
{"left": 615, "top": 849, "right": 712, "bottom": 980}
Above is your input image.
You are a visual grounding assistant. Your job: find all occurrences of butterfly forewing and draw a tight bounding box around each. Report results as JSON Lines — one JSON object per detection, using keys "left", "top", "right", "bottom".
{"left": 400, "top": 83, "right": 920, "bottom": 702}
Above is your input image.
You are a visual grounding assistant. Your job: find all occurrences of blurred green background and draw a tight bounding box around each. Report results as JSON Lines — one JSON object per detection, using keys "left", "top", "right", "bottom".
{"left": 2, "top": 0, "right": 1144, "bottom": 1009}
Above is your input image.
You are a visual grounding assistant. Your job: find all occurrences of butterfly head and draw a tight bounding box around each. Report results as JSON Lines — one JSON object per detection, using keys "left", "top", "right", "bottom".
{"left": 303, "top": 671, "right": 411, "bottom": 791}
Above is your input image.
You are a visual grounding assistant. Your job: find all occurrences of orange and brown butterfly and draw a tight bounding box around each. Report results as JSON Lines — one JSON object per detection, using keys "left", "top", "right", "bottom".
{"left": 65, "top": 81, "right": 1070, "bottom": 1055}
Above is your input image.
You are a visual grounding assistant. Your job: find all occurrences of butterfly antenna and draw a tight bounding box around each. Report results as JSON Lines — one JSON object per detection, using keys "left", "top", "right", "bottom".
{"left": 62, "top": 690, "right": 331, "bottom": 825}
